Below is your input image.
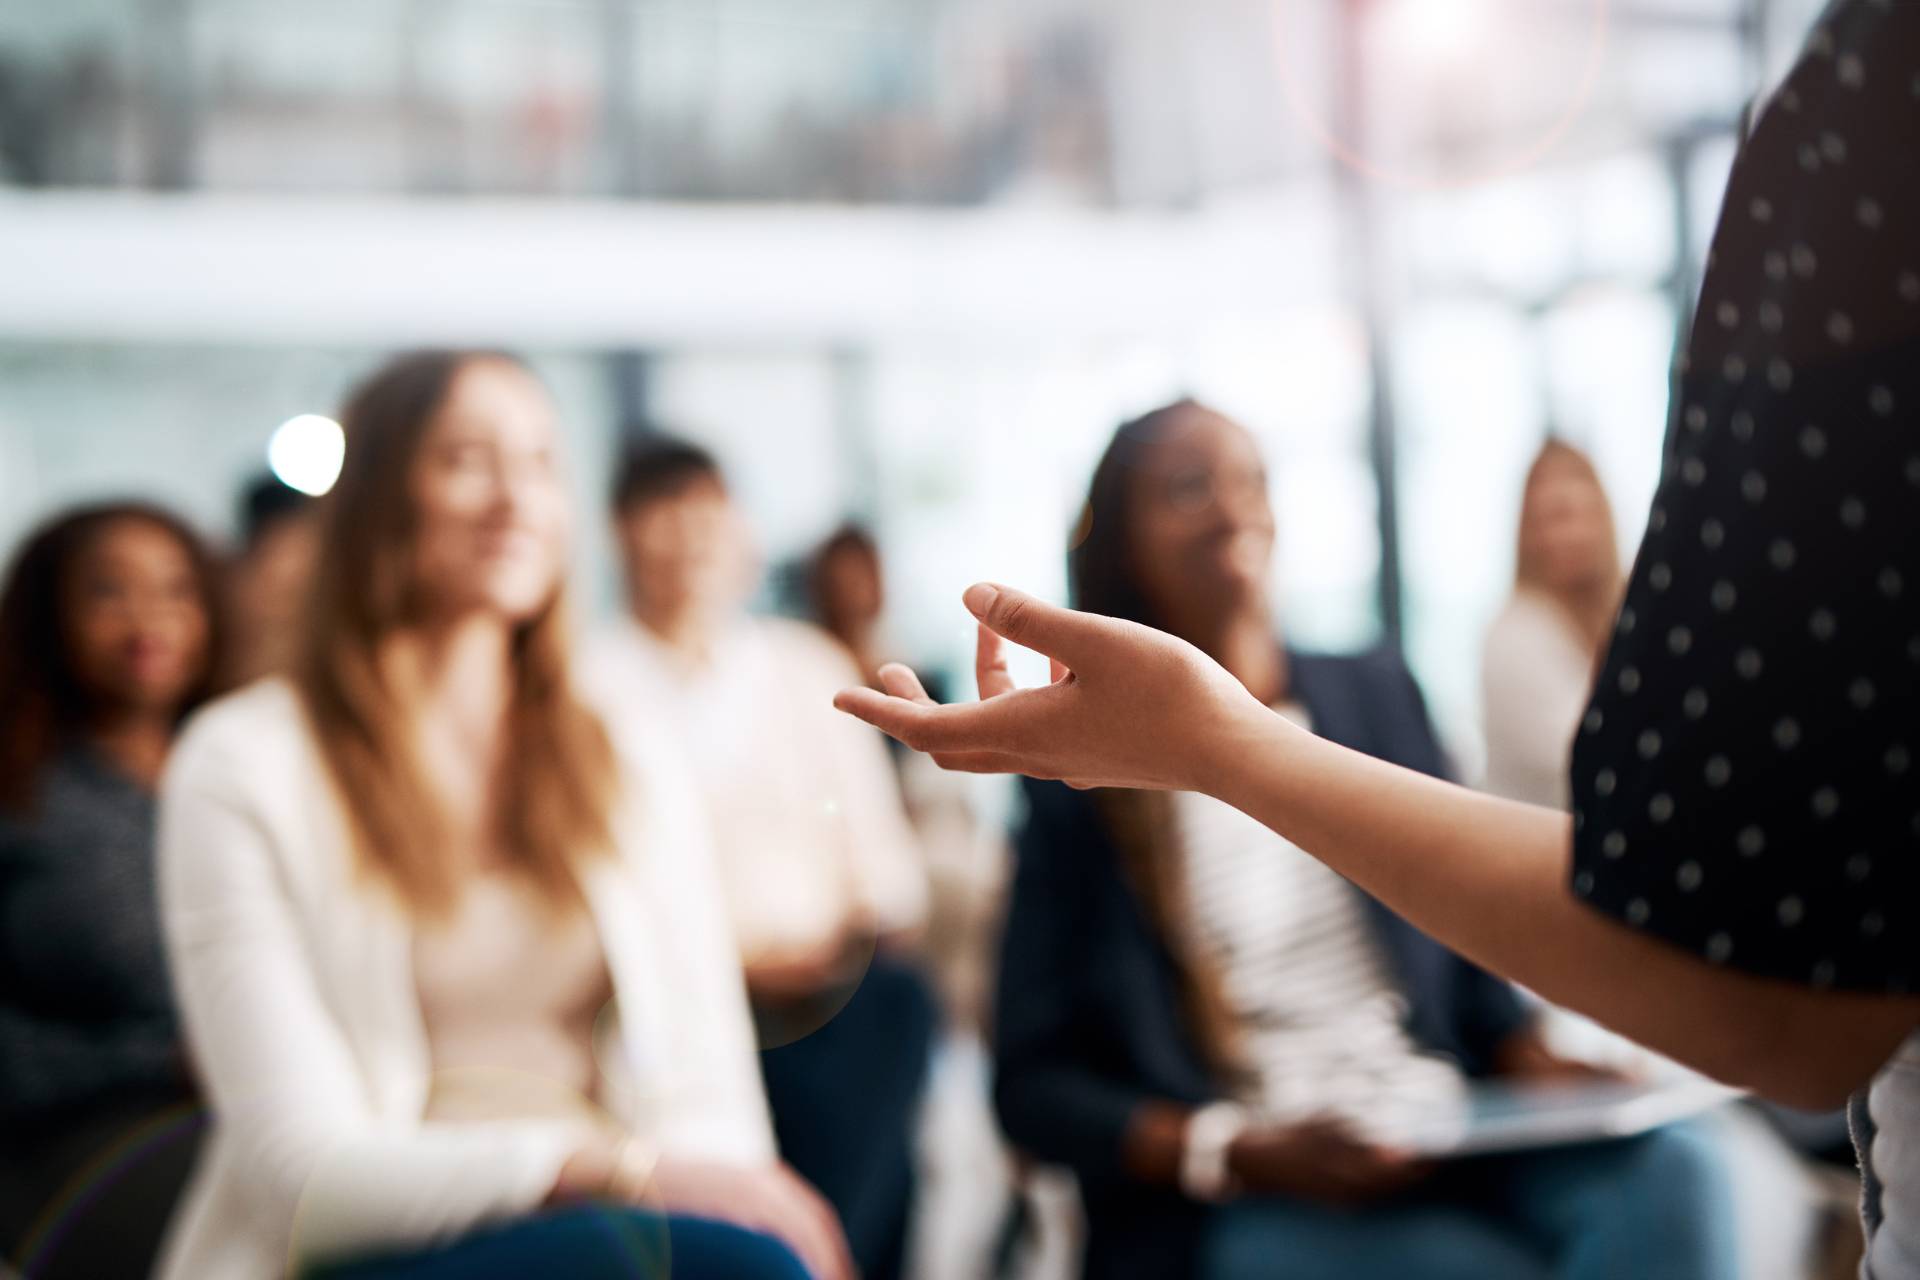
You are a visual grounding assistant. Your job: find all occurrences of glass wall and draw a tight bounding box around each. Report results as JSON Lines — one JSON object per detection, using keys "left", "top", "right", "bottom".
{"left": 0, "top": 342, "right": 621, "bottom": 601}
{"left": 0, "top": 0, "right": 1804, "bottom": 757}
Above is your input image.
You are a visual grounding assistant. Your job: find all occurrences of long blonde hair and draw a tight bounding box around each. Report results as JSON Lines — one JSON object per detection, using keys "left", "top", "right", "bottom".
{"left": 1515, "top": 438, "right": 1624, "bottom": 658}
{"left": 295, "top": 351, "right": 616, "bottom": 918}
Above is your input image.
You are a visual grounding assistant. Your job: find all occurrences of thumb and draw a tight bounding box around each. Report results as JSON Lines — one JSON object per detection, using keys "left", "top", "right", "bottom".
{"left": 962, "top": 583, "right": 1103, "bottom": 667}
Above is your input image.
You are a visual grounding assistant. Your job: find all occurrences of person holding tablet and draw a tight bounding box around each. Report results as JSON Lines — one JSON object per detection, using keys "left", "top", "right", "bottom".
{"left": 991, "top": 402, "right": 1735, "bottom": 1280}
{"left": 836, "top": 1, "right": 1920, "bottom": 1273}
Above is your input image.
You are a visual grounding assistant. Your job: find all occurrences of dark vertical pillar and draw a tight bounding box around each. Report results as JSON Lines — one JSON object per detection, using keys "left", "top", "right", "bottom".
{"left": 610, "top": 351, "right": 657, "bottom": 439}
{"left": 138, "top": 0, "right": 196, "bottom": 190}
{"left": 1332, "top": 0, "right": 1404, "bottom": 648}
{"left": 600, "top": 0, "right": 639, "bottom": 197}
{"left": 600, "top": 1, "right": 657, "bottom": 448}
{"left": 831, "top": 347, "right": 881, "bottom": 523}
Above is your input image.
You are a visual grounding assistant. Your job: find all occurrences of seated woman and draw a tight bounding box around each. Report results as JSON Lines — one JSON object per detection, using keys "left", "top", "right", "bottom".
{"left": 0, "top": 502, "right": 223, "bottom": 1279}
{"left": 154, "top": 351, "right": 850, "bottom": 1280}
{"left": 1481, "top": 439, "right": 1623, "bottom": 813}
{"left": 992, "top": 401, "right": 1739, "bottom": 1280}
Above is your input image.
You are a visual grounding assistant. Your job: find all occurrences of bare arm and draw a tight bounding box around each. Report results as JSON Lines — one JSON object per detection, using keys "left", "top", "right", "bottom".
{"left": 1213, "top": 708, "right": 1917, "bottom": 1109}
{"left": 836, "top": 585, "right": 1920, "bottom": 1109}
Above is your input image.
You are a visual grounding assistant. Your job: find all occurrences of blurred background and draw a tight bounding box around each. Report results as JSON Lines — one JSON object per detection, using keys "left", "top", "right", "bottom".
{"left": 0, "top": 0, "right": 1837, "bottom": 765}
{"left": 3, "top": 5, "right": 1885, "bottom": 1279}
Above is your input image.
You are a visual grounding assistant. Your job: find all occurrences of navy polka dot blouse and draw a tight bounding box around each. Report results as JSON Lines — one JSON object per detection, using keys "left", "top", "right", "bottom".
{"left": 1570, "top": 0, "right": 1919, "bottom": 996}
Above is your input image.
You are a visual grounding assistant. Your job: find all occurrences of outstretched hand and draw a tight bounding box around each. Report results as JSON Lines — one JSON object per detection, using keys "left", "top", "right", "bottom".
{"left": 832, "top": 583, "right": 1270, "bottom": 792}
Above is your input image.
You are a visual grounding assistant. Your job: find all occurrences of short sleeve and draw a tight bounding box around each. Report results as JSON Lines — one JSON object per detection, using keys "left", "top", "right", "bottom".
{"left": 1569, "top": 0, "right": 1920, "bottom": 994}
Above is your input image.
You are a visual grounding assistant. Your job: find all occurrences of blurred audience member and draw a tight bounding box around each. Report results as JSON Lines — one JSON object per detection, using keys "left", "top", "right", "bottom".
{"left": 226, "top": 472, "right": 319, "bottom": 685}
{"left": 806, "top": 520, "right": 1008, "bottom": 1033}
{"left": 587, "top": 439, "right": 935, "bottom": 1280}
{"left": 0, "top": 502, "right": 222, "bottom": 1279}
{"left": 1480, "top": 440, "right": 1624, "bottom": 809}
{"left": 994, "top": 402, "right": 1738, "bottom": 1280}
{"left": 807, "top": 522, "right": 893, "bottom": 689}
{"left": 155, "top": 353, "right": 848, "bottom": 1280}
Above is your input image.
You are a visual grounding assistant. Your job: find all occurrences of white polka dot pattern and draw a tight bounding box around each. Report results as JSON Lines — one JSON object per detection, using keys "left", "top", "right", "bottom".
{"left": 1569, "top": 0, "right": 1919, "bottom": 999}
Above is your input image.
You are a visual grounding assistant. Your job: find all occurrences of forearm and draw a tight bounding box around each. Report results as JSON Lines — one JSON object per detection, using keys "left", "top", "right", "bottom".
{"left": 287, "top": 1122, "right": 580, "bottom": 1264}
{"left": 994, "top": 1061, "right": 1172, "bottom": 1179}
{"left": 838, "top": 586, "right": 1920, "bottom": 1103}
{"left": 1207, "top": 706, "right": 1916, "bottom": 1107}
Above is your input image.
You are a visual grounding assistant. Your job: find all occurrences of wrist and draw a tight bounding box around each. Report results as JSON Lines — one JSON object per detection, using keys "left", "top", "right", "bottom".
{"left": 550, "top": 1132, "right": 658, "bottom": 1206}
{"left": 1491, "top": 1027, "right": 1545, "bottom": 1074}
{"left": 1178, "top": 1102, "right": 1248, "bottom": 1202}
{"left": 1199, "top": 696, "right": 1293, "bottom": 806}
{"left": 607, "top": 1133, "right": 661, "bottom": 1202}
{"left": 548, "top": 1143, "right": 617, "bottom": 1205}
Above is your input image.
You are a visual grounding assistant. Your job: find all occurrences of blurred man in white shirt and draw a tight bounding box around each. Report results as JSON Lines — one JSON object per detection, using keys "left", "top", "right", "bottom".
{"left": 583, "top": 437, "right": 936, "bottom": 1280}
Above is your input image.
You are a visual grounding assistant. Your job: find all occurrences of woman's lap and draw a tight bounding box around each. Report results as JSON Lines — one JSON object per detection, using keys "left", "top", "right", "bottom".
{"left": 1196, "top": 1124, "right": 1738, "bottom": 1280}
{"left": 1463, "top": 1123, "right": 1741, "bottom": 1280}
{"left": 306, "top": 1206, "right": 811, "bottom": 1280}
{"left": 1197, "top": 1195, "right": 1550, "bottom": 1280}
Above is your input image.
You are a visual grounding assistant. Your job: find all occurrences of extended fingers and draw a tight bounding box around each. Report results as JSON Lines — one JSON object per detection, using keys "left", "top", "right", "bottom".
{"left": 876, "top": 662, "right": 934, "bottom": 704}
{"left": 834, "top": 683, "right": 1039, "bottom": 755}
{"left": 832, "top": 686, "right": 937, "bottom": 746}
{"left": 929, "top": 749, "right": 1030, "bottom": 774}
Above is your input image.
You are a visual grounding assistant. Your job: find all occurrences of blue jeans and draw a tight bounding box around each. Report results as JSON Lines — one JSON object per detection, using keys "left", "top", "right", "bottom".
{"left": 759, "top": 954, "right": 937, "bottom": 1280}
{"left": 1199, "top": 1123, "right": 1740, "bottom": 1280}
{"left": 304, "top": 1206, "right": 813, "bottom": 1280}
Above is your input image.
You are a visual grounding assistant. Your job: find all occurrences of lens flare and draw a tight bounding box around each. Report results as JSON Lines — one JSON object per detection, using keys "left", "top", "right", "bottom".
{"left": 13, "top": 1103, "right": 206, "bottom": 1276}
{"left": 1272, "top": 0, "right": 1611, "bottom": 190}
{"left": 1379, "top": 0, "right": 1492, "bottom": 66}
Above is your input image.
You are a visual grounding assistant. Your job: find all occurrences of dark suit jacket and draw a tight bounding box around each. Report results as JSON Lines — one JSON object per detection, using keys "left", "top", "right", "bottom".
{"left": 991, "top": 648, "right": 1533, "bottom": 1280}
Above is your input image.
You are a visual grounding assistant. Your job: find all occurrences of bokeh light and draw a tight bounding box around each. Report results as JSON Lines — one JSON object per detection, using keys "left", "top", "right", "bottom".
{"left": 267, "top": 414, "right": 346, "bottom": 496}
{"left": 1377, "top": 0, "right": 1494, "bottom": 66}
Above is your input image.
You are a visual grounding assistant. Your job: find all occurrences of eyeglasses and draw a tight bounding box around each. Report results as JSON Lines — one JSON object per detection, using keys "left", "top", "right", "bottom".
{"left": 1158, "top": 465, "right": 1268, "bottom": 514}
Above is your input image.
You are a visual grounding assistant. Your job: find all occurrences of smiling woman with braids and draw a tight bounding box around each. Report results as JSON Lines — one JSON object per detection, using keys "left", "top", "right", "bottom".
{"left": 985, "top": 402, "right": 1736, "bottom": 1280}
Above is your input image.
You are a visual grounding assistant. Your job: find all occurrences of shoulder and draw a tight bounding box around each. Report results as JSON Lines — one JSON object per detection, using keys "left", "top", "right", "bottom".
{"left": 1485, "top": 593, "right": 1575, "bottom": 653}
{"left": 0, "top": 751, "right": 106, "bottom": 859}
{"left": 576, "top": 620, "right": 665, "bottom": 702}
{"left": 166, "top": 677, "right": 316, "bottom": 798}
{"left": 1482, "top": 594, "right": 1587, "bottom": 685}
{"left": 1486, "top": 592, "right": 1552, "bottom": 641}
{"left": 600, "top": 707, "right": 688, "bottom": 794}
{"left": 573, "top": 631, "right": 686, "bottom": 780}
{"left": 156, "top": 680, "right": 343, "bottom": 896}
{"left": 594, "top": 700, "right": 709, "bottom": 856}
{"left": 754, "top": 617, "right": 863, "bottom": 687}
{"left": 4, "top": 749, "right": 112, "bottom": 819}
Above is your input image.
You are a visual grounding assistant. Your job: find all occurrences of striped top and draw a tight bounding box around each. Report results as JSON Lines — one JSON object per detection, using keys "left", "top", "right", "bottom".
{"left": 1172, "top": 704, "right": 1466, "bottom": 1147}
